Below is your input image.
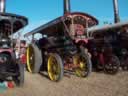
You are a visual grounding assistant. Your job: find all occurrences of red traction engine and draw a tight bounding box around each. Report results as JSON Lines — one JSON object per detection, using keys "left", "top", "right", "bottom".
{"left": 0, "top": 0, "right": 28, "bottom": 86}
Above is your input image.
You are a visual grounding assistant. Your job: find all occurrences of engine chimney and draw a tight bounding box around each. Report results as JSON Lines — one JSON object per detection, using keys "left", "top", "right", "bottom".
{"left": 64, "top": 0, "right": 71, "bottom": 15}
{"left": 0, "top": 0, "right": 6, "bottom": 13}
{"left": 113, "top": 0, "right": 120, "bottom": 23}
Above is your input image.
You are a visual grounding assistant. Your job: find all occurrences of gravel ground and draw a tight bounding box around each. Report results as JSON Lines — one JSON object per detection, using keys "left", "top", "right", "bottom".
{"left": 1, "top": 71, "right": 128, "bottom": 96}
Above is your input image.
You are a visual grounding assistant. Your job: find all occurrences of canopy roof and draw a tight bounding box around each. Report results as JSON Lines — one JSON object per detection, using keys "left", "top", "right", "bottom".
{"left": 0, "top": 12, "right": 28, "bottom": 36}
{"left": 24, "top": 12, "right": 98, "bottom": 37}
{"left": 88, "top": 21, "right": 128, "bottom": 37}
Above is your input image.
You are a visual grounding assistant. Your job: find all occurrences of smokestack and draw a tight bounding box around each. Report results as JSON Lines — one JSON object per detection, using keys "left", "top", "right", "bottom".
{"left": 0, "top": 0, "right": 6, "bottom": 13}
{"left": 64, "top": 0, "right": 71, "bottom": 15}
{"left": 113, "top": 0, "right": 120, "bottom": 23}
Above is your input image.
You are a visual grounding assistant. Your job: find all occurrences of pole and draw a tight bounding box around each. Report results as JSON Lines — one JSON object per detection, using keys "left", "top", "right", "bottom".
{"left": 64, "top": 0, "right": 71, "bottom": 15}
{"left": 113, "top": 0, "right": 120, "bottom": 23}
{"left": 0, "top": 0, "right": 6, "bottom": 13}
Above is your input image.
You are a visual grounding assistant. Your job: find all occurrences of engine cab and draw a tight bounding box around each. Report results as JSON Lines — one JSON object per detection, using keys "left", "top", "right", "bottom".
{"left": 0, "top": 0, "right": 28, "bottom": 86}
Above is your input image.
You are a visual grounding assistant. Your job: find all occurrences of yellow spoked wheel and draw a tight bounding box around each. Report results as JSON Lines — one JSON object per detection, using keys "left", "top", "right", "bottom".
{"left": 73, "top": 53, "right": 90, "bottom": 77}
{"left": 26, "top": 45, "right": 34, "bottom": 73}
{"left": 48, "top": 53, "right": 63, "bottom": 81}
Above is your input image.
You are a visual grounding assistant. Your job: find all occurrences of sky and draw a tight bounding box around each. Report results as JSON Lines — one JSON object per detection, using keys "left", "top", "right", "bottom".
{"left": 6, "top": 0, "right": 128, "bottom": 36}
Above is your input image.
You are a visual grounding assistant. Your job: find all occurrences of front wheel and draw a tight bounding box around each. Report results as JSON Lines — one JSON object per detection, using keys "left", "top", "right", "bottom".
{"left": 73, "top": 48, "right": 92, "bottom": 77}
{"left": 104, "top": 55, "right": 120, "bottom": 74}
{"left": 47, "top": 53, "right": 64, "bottom": 81}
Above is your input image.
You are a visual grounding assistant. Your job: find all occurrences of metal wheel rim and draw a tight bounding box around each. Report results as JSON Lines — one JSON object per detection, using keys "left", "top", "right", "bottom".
{"left": 105, "top": 56, "right": 119, "bottom": 73}
{"left": 73, "top": 54, "right": 86, "bottom": 77}
{"left": 26, "top": 45, "right": 34, "bottom": 73}
{"left": 48, "top": 55, "right": 61, "bottom": 81}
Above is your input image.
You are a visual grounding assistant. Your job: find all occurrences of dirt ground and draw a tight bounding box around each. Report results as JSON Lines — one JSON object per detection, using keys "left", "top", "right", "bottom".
{"left": 1, "top": 70, "right": 128, "bottom": 96}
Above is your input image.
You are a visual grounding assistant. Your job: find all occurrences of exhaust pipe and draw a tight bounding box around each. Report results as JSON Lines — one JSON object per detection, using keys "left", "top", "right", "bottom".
{"left": 113, "top": 0, "right": 120, "bottom": 23}
{"left": 64, "top": 0, "right": 71, "bottom": 15}
{"left": 0, "top": 0, "right": 6, "bottom": 13}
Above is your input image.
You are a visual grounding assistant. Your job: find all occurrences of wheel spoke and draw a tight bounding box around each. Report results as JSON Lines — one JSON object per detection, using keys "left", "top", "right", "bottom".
{"left": 104, "top": 55, "right": 119, "bottom": 74}
{"left": 73, "top": 54, "right": 87, "bottom": 77}
{"left": 48, "top": 54, "right": 63, "bottom": 81}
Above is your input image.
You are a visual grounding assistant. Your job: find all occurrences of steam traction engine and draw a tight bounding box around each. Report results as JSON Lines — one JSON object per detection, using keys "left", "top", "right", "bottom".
{"left": 88, "top": 21, "right": 128, "bottom": 74}
{"left": 0, "top": 0, "right": 28, "bottom": 86}
{"left": 88, "top": 26, "right": 121, "bottom": 74}
{"left": 87, "top": 0, "right": 128, "bottom": 73}
{"left": 24, "top": 0, "right": 98, "bottom": 81}
{"left": 119, "top": 27, "right": 128, "bottom": 70}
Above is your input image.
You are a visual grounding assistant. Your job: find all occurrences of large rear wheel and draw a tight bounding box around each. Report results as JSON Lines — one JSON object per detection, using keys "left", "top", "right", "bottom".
{"left": 47, "top": 53, "right": 63, "bottom": 81}
{"left": 26, "top": 44, "right": 42, "bottom": 73}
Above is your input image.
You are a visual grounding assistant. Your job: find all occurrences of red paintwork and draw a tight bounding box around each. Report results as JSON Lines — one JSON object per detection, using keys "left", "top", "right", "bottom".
{"left": 20, "top": 54, "right": 26, "bottom": 64}
{"left": 99, "top": 53, "right": 105, "bottom": 65}
{"left": 75, "top": 39, "right": 88, "bottom": 44}
{"left": 73, "top": 24, "right": 88, "bottom": 45}
{"left": 0, "top": 48, "right": 13, "bottom": 53}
